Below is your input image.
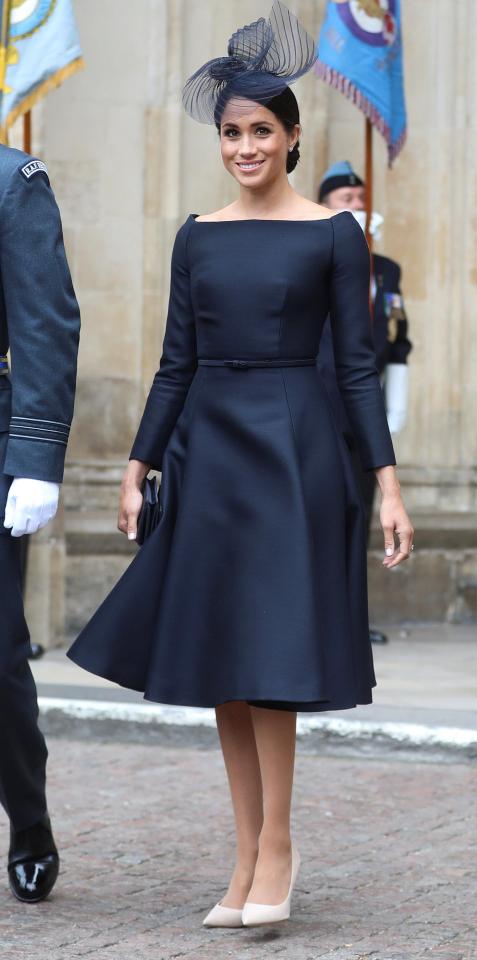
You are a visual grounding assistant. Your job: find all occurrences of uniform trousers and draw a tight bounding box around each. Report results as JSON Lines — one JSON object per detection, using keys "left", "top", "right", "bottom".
{"left": 0, "top": 471, "right": 48, "bottom": 832}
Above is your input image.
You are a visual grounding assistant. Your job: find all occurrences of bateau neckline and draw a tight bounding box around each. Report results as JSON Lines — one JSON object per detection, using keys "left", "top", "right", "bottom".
{"left": 189, "top": 210, "right": 352, "bottom": 224}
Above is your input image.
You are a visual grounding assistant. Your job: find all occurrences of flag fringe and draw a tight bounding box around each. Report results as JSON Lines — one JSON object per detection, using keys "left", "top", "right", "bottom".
{"left": 0, "top": 56, "right": 84, "bottom": 142}
{"left": 315, "top": 60, "right": 406, "bottom": 167}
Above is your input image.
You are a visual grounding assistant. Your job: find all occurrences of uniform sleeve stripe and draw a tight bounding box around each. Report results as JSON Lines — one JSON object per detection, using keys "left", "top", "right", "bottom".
{"left": 8, "top": 434, "right": 68, "bottom": 445}
{"left": 10, "top": 416, "right": 70, "bottom": 429}
{"left": 9, "top": 424, "right": 69, "bottom": 436}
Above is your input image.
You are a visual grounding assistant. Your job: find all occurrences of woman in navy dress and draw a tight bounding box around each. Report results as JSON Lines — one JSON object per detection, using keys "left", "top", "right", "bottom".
{"left": 68, "top": 2, "right": 413, "bottom": 927}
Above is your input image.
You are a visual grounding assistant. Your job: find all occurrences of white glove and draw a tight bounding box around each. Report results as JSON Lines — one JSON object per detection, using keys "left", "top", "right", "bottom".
{"left": 385, "top": 364, "right": 409, "bottom": 435}
{"left": 352, "top": 209, "right": 384, "bottom": 241}
{"left": 4, "top": 478, "right": 60, "bottom": 537}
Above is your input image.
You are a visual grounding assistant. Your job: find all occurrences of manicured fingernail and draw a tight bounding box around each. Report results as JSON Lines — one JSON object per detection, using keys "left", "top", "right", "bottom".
{"left": 385, "top": 547, "right": 393, "bottom": 557}
{"left": 128, "top": 532, "right": 136, "bottom": 540}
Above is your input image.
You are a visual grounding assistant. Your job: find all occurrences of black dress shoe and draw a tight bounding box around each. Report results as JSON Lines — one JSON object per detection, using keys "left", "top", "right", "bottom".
{"left": 27, "top": 643, "right": 45, "bottom": 660}
{"left": 8, "top": 814, "right": 59, "bottom": 903}
{"left": 369, "top": 629, "right": 389, "bottom": 645}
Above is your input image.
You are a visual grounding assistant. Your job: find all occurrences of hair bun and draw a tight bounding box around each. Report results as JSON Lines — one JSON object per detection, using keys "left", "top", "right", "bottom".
{"left": 287, "top": 140, "right": 300, "bottom": 174}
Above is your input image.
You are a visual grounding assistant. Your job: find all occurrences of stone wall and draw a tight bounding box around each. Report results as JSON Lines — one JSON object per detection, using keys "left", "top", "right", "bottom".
{"left": 11, "top": 0, "right": 477, "bottom": 639}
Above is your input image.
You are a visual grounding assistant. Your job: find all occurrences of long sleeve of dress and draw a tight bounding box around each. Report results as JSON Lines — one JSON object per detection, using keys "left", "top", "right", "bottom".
{"left": 329, "top": 213, "right": 396, "bottom": 471}
{"left": 130, "top": 220, "right": 197, "bottom": 470}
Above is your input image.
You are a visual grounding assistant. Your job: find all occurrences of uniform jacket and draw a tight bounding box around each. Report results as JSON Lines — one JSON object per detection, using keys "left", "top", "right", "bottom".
{"left": 0, "top": 145, "right": 80, "bottom": 511}
{"left": 318, "top": 252, "right": 412, "bottom": 437}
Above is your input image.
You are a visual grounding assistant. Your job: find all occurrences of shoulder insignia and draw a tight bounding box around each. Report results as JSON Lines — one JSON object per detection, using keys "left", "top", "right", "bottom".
{"left": 384, "top": 291, "right": 405, "bottom": 317}
{"left": 19, "top": 159, "right": 48, "bottom": 181}
{"left": 387, "top": 317, "right": 398, "bottom": 343}
{"left": 384, "top": 292, "right": 405, "bottom": 342}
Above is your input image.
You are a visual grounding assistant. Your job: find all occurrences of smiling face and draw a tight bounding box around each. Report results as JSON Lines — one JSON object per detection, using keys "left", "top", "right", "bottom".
{"left": 219, "top": 100, "right": 299, "bottom": 187}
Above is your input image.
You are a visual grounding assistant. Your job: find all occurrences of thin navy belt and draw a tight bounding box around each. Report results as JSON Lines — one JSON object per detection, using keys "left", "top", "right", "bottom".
{"left": 197, "top": 357, "right": 316, "bottom": 369}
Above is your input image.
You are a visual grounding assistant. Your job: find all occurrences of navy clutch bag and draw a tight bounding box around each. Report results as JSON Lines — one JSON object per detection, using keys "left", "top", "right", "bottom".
{"left": 136, "top": 476, "right": 162, "bottom": 545}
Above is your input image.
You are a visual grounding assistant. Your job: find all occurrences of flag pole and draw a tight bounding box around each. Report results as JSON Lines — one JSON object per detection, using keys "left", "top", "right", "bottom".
{"left": 365, "top": 117, "right": 373, "bottom": 252}
{"left": 23, "top": 110, "right": 31, "bottom": 153}
{"left": 0, "top": 0, "right": 11, "bottom": 143}
{"left": 365, "top": 117, "right": 374, "bottom": 320}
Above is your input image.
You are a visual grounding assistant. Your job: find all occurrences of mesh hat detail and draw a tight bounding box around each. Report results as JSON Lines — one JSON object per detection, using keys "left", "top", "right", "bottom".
{"left": 182, "top": 1, "right": 317, "bottom": 124}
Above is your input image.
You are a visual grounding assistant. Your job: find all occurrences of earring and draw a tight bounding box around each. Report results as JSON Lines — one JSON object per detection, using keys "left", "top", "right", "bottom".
{"left": 288, "top": 145, "right": 294, "bottom": 152}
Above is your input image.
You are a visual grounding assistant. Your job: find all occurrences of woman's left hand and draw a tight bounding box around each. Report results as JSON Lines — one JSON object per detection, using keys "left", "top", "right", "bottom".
{"left": 380, "top": 493, "right": 414, "bottom": 568}
{"left": 376, "top": 466, "right": 414, "bottom": 569}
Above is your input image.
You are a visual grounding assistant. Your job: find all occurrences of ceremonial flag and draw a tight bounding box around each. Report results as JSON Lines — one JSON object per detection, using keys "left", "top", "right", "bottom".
{"left": 316, "top": 0, "right": 407, "bottom": 165}
{"left": 0, "top": 0, "right": 83, "bottom": 141}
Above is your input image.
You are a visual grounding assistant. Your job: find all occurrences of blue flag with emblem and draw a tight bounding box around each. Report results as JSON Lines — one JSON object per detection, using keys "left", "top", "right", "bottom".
{"left": 316, "top": 0, "right": 407, "bottom": 165}
{"left": 0, "top": 0, "right": 83, "bottom": 141}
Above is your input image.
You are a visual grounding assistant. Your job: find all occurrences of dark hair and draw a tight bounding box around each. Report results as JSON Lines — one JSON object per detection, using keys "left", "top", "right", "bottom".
{"left": 215, "top": 85, "right": 301, "bottom": 174}
{"left": 266, "top": 86, "right": 301, "bottom": 173}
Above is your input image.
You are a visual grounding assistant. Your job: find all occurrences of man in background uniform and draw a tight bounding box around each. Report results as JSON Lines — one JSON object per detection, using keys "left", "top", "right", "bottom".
{"left": 318, "top": 161, "right": 412, "bottom": 644}
{"left": 0, "top": 144, "right": 80, "bottom": 901}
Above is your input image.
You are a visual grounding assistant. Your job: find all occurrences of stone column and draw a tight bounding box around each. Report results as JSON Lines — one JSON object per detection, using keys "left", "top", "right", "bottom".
{"left": 26, "top": 0, "right": 169, "bottom": 642}
{"left": 23, "top": 507, "right": 65, "bottom": 649}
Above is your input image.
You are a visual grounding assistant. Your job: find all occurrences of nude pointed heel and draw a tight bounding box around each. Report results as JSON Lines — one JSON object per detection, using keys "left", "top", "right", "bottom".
{"left": 242, "top": 848, "right": 301, "bottom": 927}
{"left": 203, "top": 902, "right": 243, "bottom": 927}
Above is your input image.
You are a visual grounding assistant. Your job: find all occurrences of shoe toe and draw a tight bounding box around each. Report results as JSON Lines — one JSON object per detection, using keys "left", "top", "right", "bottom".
{"left": 203, "top": 902, "right": 243, "bottom": 927}
{"left": 9, "top": 854, "right": 59, "bottom": 903}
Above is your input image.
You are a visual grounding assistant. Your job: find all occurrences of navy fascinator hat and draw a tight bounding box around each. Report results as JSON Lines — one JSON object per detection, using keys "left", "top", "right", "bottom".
{"left": 182, "top": 1, "right": 317, "bottom": 124}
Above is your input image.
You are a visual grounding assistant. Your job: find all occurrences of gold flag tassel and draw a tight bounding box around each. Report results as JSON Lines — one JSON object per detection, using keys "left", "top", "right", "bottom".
{"left": 0, "top": 54, "right": 84, "bottom": 142}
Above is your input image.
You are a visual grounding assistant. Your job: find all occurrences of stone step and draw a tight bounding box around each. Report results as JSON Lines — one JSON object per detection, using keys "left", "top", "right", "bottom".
{"left": 66, "top": 510, "right": 136, "bottom": 556}
{"left": 65, "top": 508, "right": 477, "bottom": 553}
{"left": 369, "top": 512, "right": 477, "bottom": 549}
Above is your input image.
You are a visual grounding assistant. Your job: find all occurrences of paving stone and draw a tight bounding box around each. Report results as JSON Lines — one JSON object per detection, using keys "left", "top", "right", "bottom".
{"left": 0, "top": 739, "right": 476, "bottom": 960}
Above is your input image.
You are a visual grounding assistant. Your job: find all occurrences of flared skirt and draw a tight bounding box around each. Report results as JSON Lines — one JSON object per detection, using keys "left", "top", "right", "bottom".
{"left": 68, "top": 365, "right": 375, "bottom": 711}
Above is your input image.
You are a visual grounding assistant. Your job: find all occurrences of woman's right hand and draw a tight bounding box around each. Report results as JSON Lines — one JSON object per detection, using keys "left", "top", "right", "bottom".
{"left": 118, "top": 459, "right": 150, "bottom": 540}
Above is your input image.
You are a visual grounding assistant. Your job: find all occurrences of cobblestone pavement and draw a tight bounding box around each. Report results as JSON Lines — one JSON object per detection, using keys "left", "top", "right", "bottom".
{"left": 1, "top": 738, "right": 476, "bottom": 960}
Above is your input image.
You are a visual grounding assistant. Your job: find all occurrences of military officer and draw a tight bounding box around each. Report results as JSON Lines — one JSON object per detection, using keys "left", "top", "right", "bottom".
{"left": 0, "top": 145, "right": 80, "bottom": 901}
{"left": 317, "top": 161, "right": 412, "bottom": 645}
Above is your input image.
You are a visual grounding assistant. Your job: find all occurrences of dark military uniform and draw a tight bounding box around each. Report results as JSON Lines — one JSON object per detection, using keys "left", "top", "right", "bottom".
{"left": 318, "top": 252, "right": 412, "bottom": 533}
{"left": 370, "top": 254, "right": 411, "bottom": 373}
{"left": 0, "top": 146, "right": 80, "bottom": 831}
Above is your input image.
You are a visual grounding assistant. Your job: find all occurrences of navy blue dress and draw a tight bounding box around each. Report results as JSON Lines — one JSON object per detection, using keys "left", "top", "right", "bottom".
{"left": 68, "top": 211, "right": 395, "bottom": 712}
